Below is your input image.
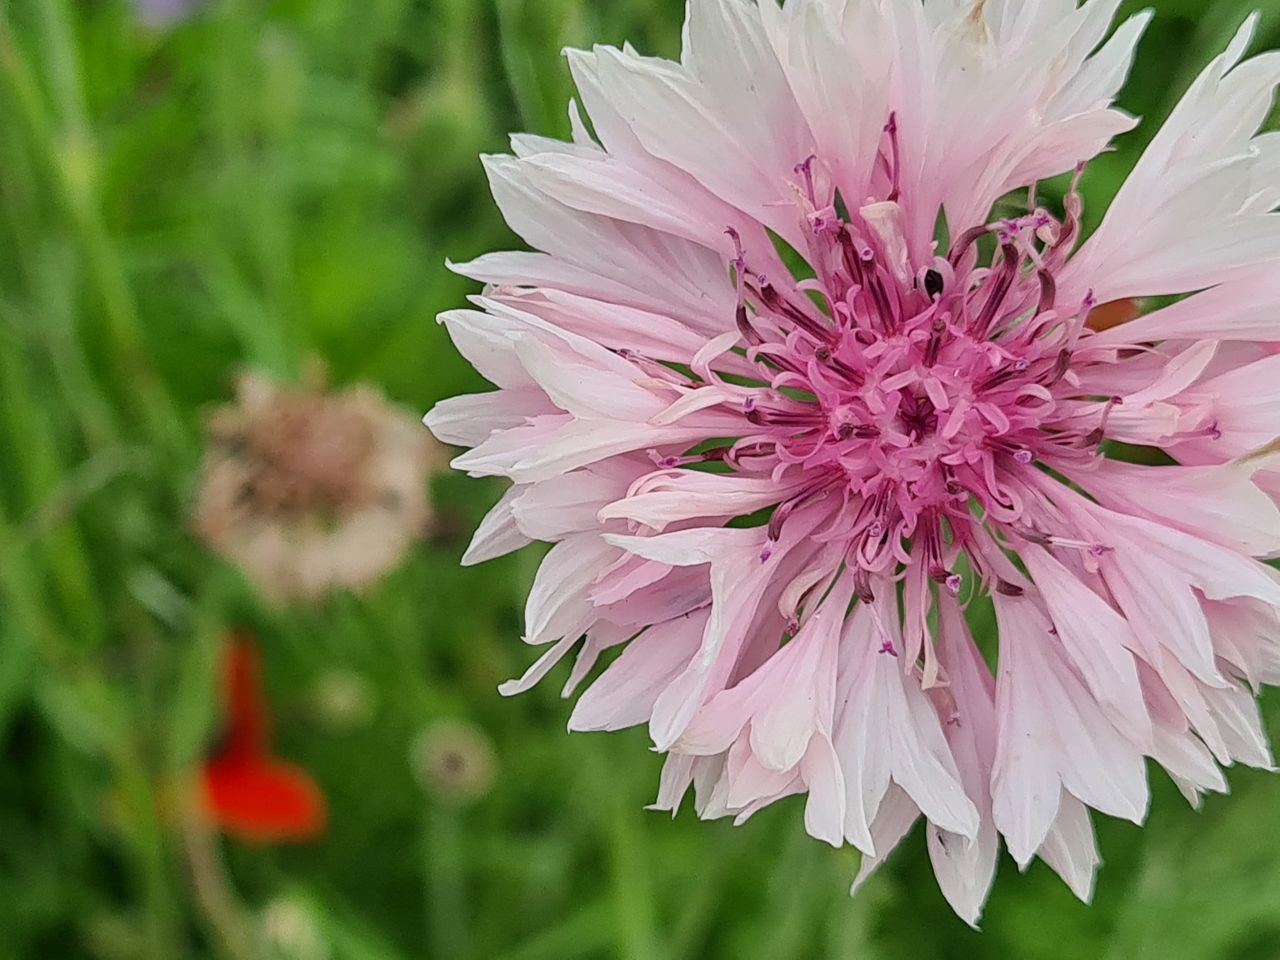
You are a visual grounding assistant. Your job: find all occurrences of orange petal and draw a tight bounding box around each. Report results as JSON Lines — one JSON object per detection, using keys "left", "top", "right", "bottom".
{"left": 1086, "top": 298, "right": 1142, "bottom": 333}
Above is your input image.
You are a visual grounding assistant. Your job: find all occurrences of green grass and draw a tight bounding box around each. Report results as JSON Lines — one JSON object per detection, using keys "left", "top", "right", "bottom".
{"left": 0, "top": 1, "right": 1279, "bottom": 958}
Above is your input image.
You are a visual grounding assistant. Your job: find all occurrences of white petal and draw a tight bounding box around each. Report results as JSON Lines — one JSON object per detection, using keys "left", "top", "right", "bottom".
{"left": 524, "top": 534, "right": 618, "bottom": 645}
{"left": 850, "top": 784, "right": 920, "bottom": 894}
{"left": 992, "top": 594, "right": 1148, "bottom": 865}
{"left": 424, "top": 389, "right": 554, "bottom": 447}
{"left": 1090, "top": 268, "right": 1280, "bottom": 346}
{"left": 928, "top": 597, "right": 1001, "bottom": 927}
{"left": 1022, "top": 544, "right": 1153, "bottom": 748}
{"left": 569, "top": 612, "right": 706, "bottom": 732}
{"left": 1062, "top": 19, "right": 1280, "bottom": 302}
{"left": 600, "top": 471, "right": 799, "bottom": 532}
{"left": 1037, "top": 792, "right": 1101, "bottom": 904}
{"left": 461, "top": 484, "right": 531, "bottom": 566}
{"left": 1073, "top": 460, "right": 1280, "bottom": 558}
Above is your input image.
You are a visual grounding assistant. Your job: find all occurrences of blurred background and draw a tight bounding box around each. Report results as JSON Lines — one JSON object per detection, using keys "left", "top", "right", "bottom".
{"left": 1, "top": 1, "right": 1279, "bottom": 958}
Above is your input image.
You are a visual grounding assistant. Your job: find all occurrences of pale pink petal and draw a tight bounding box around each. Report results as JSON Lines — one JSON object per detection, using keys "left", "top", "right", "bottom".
{"left": 523, "top": 534, "right": 621, "bottom": 646}
{"left": 850, "top": 784, "right": 921, "bottom": 894}
{"left": 836, "top": 601, "right": 979, "bottom": 852}
{"left": 1037, "top": 792, "right": 1101, "bottom": 904}
{"left": 482, "top": 154, "right": 738, "bottom": 324}
{"left": 1204, "top": 598, "right": 1280, "bottom": 688}
{"left": 757, "top": 0, "right": 892, "bottom": 204}
{"left": 1199, "top": 678, "right": 1275, "bottom": 770}
{"left": 562, "top": 620, "right": 634, "bottom": 697}
{"left": 569, "top": 611, "right": 707, "bottom": 733}
{"left": 748, "top": 576, "right": 852, "bottom": 771}
{"left": 620, "top": 514, "right": 828, "bottom": 751}
{"left": 498, "top": 633, "right": 581, "bottom": 697}
{"left": 589, "top": 26, "right": 811, "bottom": 250}
{"left": 649, "top": 753, "right": 697, "bottom": 816}
{"left": 1071, "top": 460, "right": 1280, "bottom": 558}
{"left": 927, "top": 596, "right": 1001, "bottom": 927}
{"left": 1150, "top": 722, "right": 1229, "bottom": 808}
{"left": 1022, "top": 544, "right": 1153, "bottom": 748}
{"left": 437, "top": 309, "right": 537, "bottom": 390}
{"left": 1062, "top": 18, "right": 1280, "bottom": 303}
{"left": 800, "top": 735, "right": 847, "bottom": 848}
{"left": 424, "top": 389, "right": 556, "bottom": 448}
{"left": 511, "top": 462, "right": 646, "bottom": 541}
{"left": 1090, "top": 268, "right": 1280, "bottom": 347}
{"left": 1097, "top": 505, "right": 1280, "bottom": 610}
{"left": 461, "top": 484, "right": 531, "bottom": 566}
{"left": 600, "top": 471, "right": 810, "bottom": 532}
{"left": 992, "top": 593, "right": 1148, "bottom": 865}
{"left": 1177, "top": 354, "right": 1280, "bottom": 461}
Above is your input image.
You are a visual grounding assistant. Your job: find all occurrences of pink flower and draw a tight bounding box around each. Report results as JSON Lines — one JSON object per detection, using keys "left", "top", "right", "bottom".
{"left": 426, "top": 1, "right": 1280, "bottom": 924}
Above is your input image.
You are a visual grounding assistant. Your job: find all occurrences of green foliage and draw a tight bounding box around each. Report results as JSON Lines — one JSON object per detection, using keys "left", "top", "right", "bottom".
{"left": 0, "top": 1, "right": 1277, "bottom": 958}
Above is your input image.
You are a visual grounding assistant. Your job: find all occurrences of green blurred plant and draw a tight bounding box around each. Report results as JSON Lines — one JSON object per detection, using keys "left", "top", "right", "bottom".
{"left": 0, "top": 1, "right": 1278, "bottom": 958}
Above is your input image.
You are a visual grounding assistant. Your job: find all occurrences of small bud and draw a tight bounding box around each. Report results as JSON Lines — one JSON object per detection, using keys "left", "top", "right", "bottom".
{"left": 262, "top": 898, "right": 329, "bottom": 960}
{"left": 309, "top": 670, "right": 376, "bottom": 733}
{"left": 411, "top": 721, "right": 497, "bottom": 807}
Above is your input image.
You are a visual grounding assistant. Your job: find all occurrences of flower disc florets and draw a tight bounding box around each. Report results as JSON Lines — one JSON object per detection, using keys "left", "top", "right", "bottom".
{"left": 711, "top": 156, "right": 1110, "bottom": 621}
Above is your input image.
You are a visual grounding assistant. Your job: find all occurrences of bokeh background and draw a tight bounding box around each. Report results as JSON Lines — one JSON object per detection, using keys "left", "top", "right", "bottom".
{"left": 2, "top": 1, "right": 1280, "bottom": 958}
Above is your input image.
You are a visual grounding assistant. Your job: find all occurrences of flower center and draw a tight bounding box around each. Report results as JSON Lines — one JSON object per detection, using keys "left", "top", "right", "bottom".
{"left": 244, "top": 395, "right": 377, "bottom": 515}
{"left": 717, "top": 152, "right": 1107, "bottom": 590}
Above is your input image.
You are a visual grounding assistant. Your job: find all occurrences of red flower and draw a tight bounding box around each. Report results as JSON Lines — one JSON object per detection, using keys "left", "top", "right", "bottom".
{"left": 200, "top": 634, "right": 327, "bottom": 843}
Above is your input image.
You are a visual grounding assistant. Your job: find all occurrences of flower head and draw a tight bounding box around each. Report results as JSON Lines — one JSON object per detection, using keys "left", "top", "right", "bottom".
{"left": 428, "top": 0, "right": 1280, "bottom": 923}
{"left": 411, "top": 720, "right": 498, "bottom": 806}
{"left": 197, "top": 369, "right": 441, "bottom": 603}
{"left": 200, "top": 633, "right": 327, "bottom": 844}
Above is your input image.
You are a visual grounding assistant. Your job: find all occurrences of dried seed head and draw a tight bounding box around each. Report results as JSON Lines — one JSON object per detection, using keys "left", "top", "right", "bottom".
{"left": 195, "top": 370, "right": 443, "bottom": 603}
{"left": 411, "top": 720, "right": 498, "bottom": 806}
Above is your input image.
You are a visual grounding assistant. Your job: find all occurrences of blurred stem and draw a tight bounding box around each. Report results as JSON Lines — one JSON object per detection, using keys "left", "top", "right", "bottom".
{"left": 0, "top": 514, "right": 62, "bottom": 716}
{"left": 748, "top": 829, "right": 817, "bottom": 960}
{"left": 116, "top": 736, "right": 185, "bottom": 960}
{"left": 438, "top": 0, "right": 495, "bottom": 133}
{"left": 0, "top": 302, "right": 105, "bottom": 647}
{"left": 0, "top": 513, "right": 181, "bottom": 959}
{"left": 603, "top": 751, "right": 660, "bottom": 960}
{"left": 493, "top": 0, "right": 541, "bottom": 134}
{"left": 207, "top": 0, "right": 298, "bottom": 378}
{"left": 0, "top": 11, "right": 186, "bottom": 948}
{"left": 8, "top": 445, "right": 149, "bottom": 553}
{"left": 668, "top": 834, "right": 731, "bottom": 960}
{"left": 0, "top": 5, "right": 184, "bottom": 451}
{"left": 30, "top": 0, "right": 88, "bottom": 136}
{"left": 182, "top": 802, "right": 258, "bottom": 960}
{"left": 494, "top": 0, "right": 575, "bottom": 137}
{"left": 488, "top": 902, "right": 614, "bottom": 960}
{"left": 0, "top": 124, "right": 129, "bottom": 452}
{"left": 424, "top": 804, "right": 468, "bottom": 960}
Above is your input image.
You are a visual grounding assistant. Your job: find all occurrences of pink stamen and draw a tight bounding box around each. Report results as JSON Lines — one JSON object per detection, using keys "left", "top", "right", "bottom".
{"left": 692, "top": 151, "right": 1092, "bottom": 589}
